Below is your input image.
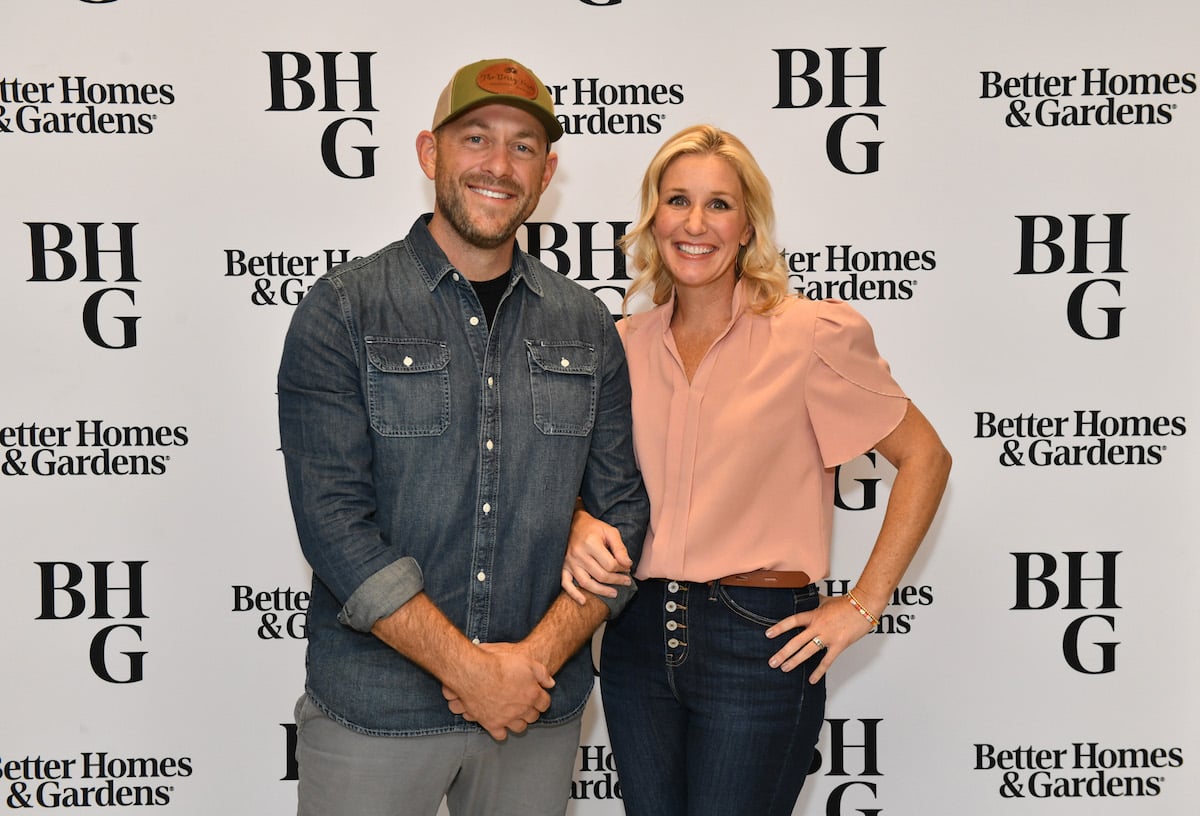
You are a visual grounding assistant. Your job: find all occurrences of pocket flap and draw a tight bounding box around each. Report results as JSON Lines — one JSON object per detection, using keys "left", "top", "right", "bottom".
{"left": 366, "top": 338, "right": 450, "bottom": 374}
{"left": 524, "top": 340, "right": 597, "bottom": 375}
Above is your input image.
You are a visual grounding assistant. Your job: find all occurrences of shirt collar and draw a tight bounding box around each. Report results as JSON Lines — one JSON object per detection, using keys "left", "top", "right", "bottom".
{"left": 406, "top": 214, "right": 545, "bottom": 298}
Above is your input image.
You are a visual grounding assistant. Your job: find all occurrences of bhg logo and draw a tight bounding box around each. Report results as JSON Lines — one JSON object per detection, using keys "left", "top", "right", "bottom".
{"left": 834, "top": 451, "right": 883, "bottom": 511}
{"left": 1015, "top": 213, "right": 1128, "bottom": 339}
{"left": 810, "top": 718, "right": 886, "bottom": 815}
{"left": 264, "top": 51, "right": 378, "bottom": 179}
{"left": 1012, "top": 551, "right": 1120, "bottom": 674}
{"left": 519, "top": 219, "right": 633, "bottom": 314}
{"left": 26, "top": 221, "right": 142, "bottom": 349}
{"left": 773, "top": 47, "right": 885, "bottom": 174}
{"left": 281, "top": 722, "right": 300, "bottom": 781}
{"left": 36, "top": 560, "right": 149, "bottom": 683}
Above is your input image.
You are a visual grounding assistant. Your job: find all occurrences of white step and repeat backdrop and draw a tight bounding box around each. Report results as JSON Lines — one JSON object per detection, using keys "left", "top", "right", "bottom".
{"left": 3, "top": 1, "right": 1197, "bottom": 813}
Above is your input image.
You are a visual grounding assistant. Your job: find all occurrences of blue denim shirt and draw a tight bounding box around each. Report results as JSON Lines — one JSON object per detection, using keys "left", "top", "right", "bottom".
{"left": 278, "top": 215, "right": 648, "bottom": 736}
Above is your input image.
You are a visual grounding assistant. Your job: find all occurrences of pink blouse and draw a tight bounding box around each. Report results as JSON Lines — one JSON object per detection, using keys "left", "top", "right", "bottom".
{"left": 617, "top": 282, "right": 909, "bottom": 582}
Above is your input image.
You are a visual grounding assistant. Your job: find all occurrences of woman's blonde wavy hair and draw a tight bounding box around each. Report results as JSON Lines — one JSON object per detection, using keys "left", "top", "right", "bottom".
{"left": 620, "top": 124, "right": 791, "bottom": 316}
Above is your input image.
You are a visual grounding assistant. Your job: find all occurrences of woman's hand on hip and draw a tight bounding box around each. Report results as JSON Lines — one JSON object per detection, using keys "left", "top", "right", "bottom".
{"left": 765, "top": 594, "right": 876, "bottom": 684}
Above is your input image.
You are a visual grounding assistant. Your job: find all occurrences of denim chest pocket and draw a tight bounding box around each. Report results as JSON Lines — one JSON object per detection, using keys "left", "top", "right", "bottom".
{"left": 365, "top": 337, "right": 450, "bottom": 437}
{"left": 525, "top": 340, "right": 597, "bottom": 436}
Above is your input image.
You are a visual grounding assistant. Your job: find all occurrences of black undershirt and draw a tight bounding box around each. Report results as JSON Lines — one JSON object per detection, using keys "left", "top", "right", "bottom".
{"left": 469, "top": 270, "right": 511, "bottom": 330}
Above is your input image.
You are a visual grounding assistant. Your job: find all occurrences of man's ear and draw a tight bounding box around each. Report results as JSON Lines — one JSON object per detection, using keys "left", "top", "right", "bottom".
{"left": 540, "top": 150, "right": 559, "bottom": 193}
{"left": 416, "top": 130, "right": 437, "bottom": 180}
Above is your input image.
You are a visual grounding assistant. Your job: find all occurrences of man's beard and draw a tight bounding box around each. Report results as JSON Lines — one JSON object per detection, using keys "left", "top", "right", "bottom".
{"left": 434, "top": 169, "right": 540, "bottom": 250}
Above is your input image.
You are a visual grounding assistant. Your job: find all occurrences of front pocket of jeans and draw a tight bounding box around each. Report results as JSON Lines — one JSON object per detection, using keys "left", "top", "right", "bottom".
{"left": 365, "top": 337, "right": 450, "bottom": 437}
{"left": 526, "top": 340, "right": 597, "bottom": 436}
{"left": 717, "top": 586, "right": 797, "bottom": 627}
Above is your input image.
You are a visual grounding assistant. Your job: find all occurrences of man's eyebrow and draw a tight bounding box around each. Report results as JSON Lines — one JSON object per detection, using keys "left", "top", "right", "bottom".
{"left": 457, "top": 115, "right": 544, "bottom": 144}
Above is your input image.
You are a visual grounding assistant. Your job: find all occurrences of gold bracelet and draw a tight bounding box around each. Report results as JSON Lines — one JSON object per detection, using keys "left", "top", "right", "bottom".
{"left": 847, "top": 589, "right": 880, "bottom": 629}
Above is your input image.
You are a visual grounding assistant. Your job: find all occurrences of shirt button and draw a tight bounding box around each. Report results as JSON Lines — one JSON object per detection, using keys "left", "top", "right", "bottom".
{"left": 471, "top": 637, "right": 480, "bottom": 644}
{"left": 482, "top": 503, "right": 491, "bottom": 514}
{"left": 487, "top": 377, "right": 494, "bottom": 388}
{"left": 667, "top": 581, "right": 680, "bottom": 593}
{"left": 560, "top": 357, "right": 570, "bottom": 367}
{"left": 486, "top": 439, "right": 494, "bottom": 451}
{"left": 469, "top": 316, "right": 480, "bottom": 327}
{"left": 403, "top": 356, "right": 413, "bottom": 367}
{"left": 476, "top": 571, "right": 486, "bottom": 582}
{"left": 453, "top": 273, "right": 461, "bottom": 282}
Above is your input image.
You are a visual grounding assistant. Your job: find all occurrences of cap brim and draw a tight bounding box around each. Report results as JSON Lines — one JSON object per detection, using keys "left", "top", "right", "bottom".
{"left": 439, "top": 97, "right": 563, "bottom": 143}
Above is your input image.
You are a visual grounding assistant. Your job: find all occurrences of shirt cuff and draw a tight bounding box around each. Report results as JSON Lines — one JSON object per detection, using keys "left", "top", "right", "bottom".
{"left": 602, "top": 576, "right": 639, "bottom": 619}
{"left": 337, "top": 556, "right": 424, "bottom": 632}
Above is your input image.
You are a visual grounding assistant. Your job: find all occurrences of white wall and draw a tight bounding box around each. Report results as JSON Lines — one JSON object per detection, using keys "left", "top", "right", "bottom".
{"left": 2, "top": 1, "right": 1196, "bottom": 813}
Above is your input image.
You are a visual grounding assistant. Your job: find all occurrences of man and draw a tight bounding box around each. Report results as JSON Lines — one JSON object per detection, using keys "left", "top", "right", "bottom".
{"left": 277, "top": 58, "right": 647, "bottom": 816}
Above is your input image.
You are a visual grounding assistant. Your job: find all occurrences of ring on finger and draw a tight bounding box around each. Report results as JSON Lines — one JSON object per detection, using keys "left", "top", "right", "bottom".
{"left": 812, "top": 636, "right": 826, "bottom": 650}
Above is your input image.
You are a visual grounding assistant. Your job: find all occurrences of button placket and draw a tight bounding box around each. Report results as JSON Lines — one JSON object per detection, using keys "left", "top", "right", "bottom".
{"left": 664, "top": 581, "right": 688, "bottom": 660}
{"left": 465, "top": 293, "right": 499, "bottom": 645}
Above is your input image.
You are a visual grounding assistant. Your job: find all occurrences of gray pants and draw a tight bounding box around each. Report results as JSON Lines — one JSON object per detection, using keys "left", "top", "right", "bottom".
{"left": 294, "top": 694, "right": 582, "bottom": 816}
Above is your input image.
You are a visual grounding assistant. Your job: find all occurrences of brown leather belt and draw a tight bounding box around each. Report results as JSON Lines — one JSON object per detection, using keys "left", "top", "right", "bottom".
{"left": 716, "top": 570, "right": 812, "bottom": 589}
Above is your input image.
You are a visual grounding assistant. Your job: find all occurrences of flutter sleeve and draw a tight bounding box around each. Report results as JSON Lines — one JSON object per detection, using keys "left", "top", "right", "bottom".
{"left": 806, "top": 299, "right": 910, "bottom": 467}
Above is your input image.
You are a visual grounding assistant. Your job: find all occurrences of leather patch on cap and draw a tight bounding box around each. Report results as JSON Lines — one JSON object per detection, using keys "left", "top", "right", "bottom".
{"left": 475, "top": 62, "right": 539, "bottom": 100}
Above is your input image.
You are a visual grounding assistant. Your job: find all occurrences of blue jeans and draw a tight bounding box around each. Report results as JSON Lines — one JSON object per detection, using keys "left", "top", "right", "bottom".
{"left": 600, "top": 580, "right": 825, "bottom": 816}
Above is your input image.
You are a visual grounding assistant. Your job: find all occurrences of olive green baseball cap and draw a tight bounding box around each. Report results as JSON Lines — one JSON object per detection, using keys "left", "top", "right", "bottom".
{"left": 431, "top": 58, "right": 564, "bottom": 143}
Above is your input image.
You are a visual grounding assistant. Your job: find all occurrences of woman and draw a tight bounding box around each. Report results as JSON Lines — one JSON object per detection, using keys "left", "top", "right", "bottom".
{"left": 564, "top": 124, "right": 951, "bottom": 816}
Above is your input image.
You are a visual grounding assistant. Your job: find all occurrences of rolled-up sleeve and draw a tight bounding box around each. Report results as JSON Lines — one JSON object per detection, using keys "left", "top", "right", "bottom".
{"left": 338, "top": 556, "right": 423, "bottom": 631}
{"left": 278, "top": 278, "right": 423, "bottom": 632}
